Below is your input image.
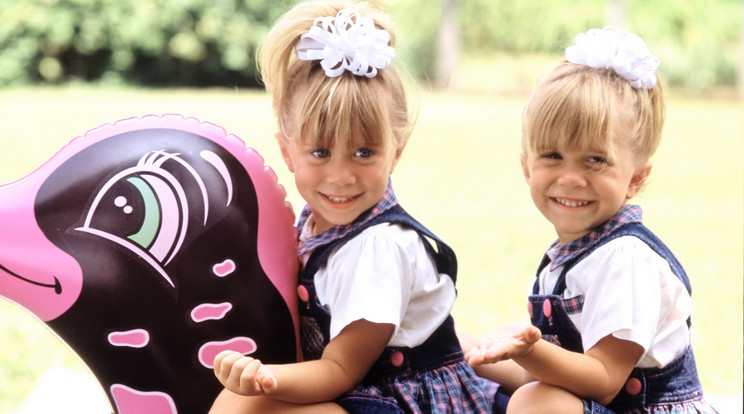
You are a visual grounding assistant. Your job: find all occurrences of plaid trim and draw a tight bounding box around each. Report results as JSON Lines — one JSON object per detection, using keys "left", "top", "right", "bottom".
{"left": 548, "top": 204, "right": 643, "bottom": 271}
{"left": 562, "top": 295, "right": 584, "bottom": 314}
{"left": 297, "top": 180, "right": 398, "bottom": 256}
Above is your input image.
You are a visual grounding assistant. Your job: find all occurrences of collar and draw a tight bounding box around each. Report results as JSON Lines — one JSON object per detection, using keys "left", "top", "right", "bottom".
{"left": 297, "top": 180, "right": 398, "bottom": 256}
{"left": 547, "top": 204, "right": 643, "bottom": 271}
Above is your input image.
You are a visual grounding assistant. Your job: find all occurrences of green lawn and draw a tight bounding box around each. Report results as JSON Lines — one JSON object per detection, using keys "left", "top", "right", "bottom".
{"left": 0, "top": 85, "right": 741, "bottom": 412}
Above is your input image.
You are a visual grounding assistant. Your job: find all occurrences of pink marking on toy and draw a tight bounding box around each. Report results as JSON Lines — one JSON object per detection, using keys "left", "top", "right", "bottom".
{"left": 108, "top": 329, "right": 150, "bottom": 348}
{"left": 111, "top": 384, "right": 177, "bottom": 414}
{"left": 198, "top": 337, "right": 257, "bottom": 369}
{"left": 191, "top": 302, "right": 233, "bottom": 323}
{"left": 212, "top": 259, "right": 235, "bottom": 277}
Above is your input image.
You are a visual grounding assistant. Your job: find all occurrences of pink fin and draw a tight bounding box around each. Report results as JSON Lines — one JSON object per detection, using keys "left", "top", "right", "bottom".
{"left": 198, "top": 337, "right": 257, "bottom": 368}
{"left": 111, "top": 384, "right": 177, "bottom": 414}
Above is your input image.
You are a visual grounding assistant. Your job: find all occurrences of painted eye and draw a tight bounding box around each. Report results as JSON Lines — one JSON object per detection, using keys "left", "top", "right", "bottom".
{"left": 81, "top": 171, "right": 186, "bottom": 266}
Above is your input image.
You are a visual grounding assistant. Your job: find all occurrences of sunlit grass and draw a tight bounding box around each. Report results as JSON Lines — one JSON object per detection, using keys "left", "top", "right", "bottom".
{"left": 0, "top": 85, "right": 741, "bottom": 412}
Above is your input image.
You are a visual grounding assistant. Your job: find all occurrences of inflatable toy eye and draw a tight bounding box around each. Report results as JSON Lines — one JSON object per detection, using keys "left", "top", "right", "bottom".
{"left": 0, "top": 115, "right": 300, "bottom": 414}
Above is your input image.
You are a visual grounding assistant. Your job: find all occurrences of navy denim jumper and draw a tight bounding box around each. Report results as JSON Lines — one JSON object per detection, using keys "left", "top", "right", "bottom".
{"left": 297, "top": 204, "right": 498, "bottom": 413}
{"left": 528, "top": 222, "right": 716, "bottom": 413}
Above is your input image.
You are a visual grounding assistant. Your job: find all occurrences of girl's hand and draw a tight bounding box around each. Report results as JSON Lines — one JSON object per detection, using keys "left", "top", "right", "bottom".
{"left": 213, "top": 351, "right": 278, "bottom": 396}
{"left": 464, "top": 322, "right": 542, "bottom": 366}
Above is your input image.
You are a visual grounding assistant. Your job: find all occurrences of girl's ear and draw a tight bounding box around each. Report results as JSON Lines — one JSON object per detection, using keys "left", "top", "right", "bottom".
{"left": 275, "top": 132, "right": 295, "bottom": 173}
{"left": 387, "top": 147, "right": 404, "bottom": 174}
{"left": 626, "top": 162, "right": 652, "bottom": 199}
{"left": 520, "top": 153, "right": 531, "bottom": 183}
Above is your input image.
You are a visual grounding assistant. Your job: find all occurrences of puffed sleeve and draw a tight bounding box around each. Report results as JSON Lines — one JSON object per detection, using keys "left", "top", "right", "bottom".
{"left": 314, "top": 224, "right": 418, "bottom": 340}
{"left": 569, "top": 237, "right": 691, "bottom": 363}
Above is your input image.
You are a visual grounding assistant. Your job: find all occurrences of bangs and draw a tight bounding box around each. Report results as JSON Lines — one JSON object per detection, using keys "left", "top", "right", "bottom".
{"left": 523, "top": 64, "right": 620, "bottom": 157}
{"left": 296, "top": 69, "right": 393, "bottom": 150}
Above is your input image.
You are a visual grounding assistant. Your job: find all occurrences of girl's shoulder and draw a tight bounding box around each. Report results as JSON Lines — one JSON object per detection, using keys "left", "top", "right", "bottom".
{"left": 340, "top": 222, "right": 424, "bottom": 254}
{"left": 581, "top": 235, "right": 671, "bottom": 273}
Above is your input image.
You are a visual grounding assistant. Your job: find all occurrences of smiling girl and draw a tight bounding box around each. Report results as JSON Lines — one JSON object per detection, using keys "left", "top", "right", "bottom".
{"left": 464, "top": 27, "right": 718, "bottom": 413}
{"left": 209, "top": 1, "right": 498, "bottom": 413}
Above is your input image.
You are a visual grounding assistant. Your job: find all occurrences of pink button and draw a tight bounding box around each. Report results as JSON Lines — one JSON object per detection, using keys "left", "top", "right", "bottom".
{"left": 527, "top": 301, "right": 534, "bottom": 318}
{"left": 297, "top": 285, "right": 309, "bottom": 303}
{"left": 390, "top": 351, "right": 404, "bottom": 367}
{"left": 542, "top": 299, "right": 552, "bottom": 318}
{"left": 625, "top": 377, "right": 642, "bottom": 395}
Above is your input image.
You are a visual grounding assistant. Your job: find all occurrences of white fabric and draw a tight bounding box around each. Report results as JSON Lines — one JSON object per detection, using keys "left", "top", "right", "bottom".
{"left": 296, "top": 8, "right": 395, "bottom": 78}
{"left": 539, "top": 236, "right": 692, "bottom": 368}
{"left": 300, "top": 220, "right": 456, "bottom": 348}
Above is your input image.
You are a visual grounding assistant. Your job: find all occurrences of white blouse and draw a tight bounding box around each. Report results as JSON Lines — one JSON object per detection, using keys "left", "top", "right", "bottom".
{"left": 299, "top": 219, "right": 456, "bottom": 348}
{"left": 539, "top": 236, "right": 693, "bottom": 368}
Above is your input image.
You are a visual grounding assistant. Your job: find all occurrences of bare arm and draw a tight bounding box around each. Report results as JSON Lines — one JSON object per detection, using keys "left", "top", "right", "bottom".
{"left": 214, "top": 319, "right": 394, "bottom": 404}
{"left": 458, "top": 325, "right": 537, "bottom": 393}
{"left": 513, "top": 333, "right": 642, "bottom": 404}
{"left": 464, "top": 322, "right": 642, "bottom": 404}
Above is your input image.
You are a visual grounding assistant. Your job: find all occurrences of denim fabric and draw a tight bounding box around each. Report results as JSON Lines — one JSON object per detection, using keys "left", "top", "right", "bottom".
{"left": 298, "top": 204, "right": 497, "bottom": 413}
{"left": 529, "top": 223, "right": 717, "bottom": 413}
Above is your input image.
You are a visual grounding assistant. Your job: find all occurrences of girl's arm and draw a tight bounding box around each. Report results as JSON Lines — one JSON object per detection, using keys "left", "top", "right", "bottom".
{"left": 459, "top": 325, "right": 538, "bottom": 393}
{"left": 214, "top": 319, "right": 394, "bottom": 404}
{"left": 466, "top": 322, "right": 642, "bottom": 404}
{"left": 516, "top": 333, "right": 643, "bottom": 405}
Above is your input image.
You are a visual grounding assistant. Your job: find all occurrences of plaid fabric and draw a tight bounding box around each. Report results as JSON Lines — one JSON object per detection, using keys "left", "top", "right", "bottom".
{"left": 339, "top": 352, "right": 498, "bottom": 414}
{"left": 548, "top": 204, "right": 643, "bottom": 271}
{"left": 297, "top": 180, "right": 398, "bottom": 256}
{"left": 562, "top": 295, "right": 585, "bottom": 314}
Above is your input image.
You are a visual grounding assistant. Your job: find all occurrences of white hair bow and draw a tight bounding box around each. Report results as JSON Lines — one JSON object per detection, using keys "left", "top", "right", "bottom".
{"left": 296, "top": 8, "right": 395, "bottom": 78}
{"left": 565, "top": 27, "right": 659, "bottom": 89}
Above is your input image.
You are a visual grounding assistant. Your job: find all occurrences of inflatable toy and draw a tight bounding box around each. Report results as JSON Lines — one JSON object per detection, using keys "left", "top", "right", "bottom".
{"left": 0, "top": 114, "right": 300, "bottom": 414}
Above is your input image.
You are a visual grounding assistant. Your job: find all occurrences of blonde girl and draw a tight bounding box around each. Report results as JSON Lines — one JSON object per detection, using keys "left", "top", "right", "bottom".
{"left": 210, "top": 1, "right": 499, "bottom": 413}
{"left": 465, "top": 27, "right": 718, "bottom": 414}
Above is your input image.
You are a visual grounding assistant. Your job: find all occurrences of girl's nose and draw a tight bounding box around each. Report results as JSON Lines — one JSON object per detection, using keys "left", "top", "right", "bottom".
{"left": 326, "top": 159, "right": 356, "bottom": 186}
{"left": 556, "top": 164, "right": 587, "bottom": 188}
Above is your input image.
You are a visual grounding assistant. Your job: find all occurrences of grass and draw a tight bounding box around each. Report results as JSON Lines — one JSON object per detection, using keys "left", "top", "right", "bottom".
{"left": 0, "top": 81, "right": 741, "bottom": 412}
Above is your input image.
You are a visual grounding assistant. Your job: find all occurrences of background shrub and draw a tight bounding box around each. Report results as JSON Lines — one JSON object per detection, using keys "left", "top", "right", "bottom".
{"left": 0, "top": 0, "right": 740, "bottom": 90}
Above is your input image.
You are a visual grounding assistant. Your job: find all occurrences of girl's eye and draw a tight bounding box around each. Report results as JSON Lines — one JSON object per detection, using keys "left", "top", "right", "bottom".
{"left": 540, "top": 152, "right": 561, "bottom": 160}
{"left": 354, "top": 148, "right": 373, "bottom": 158}
{"left": 585, "top": 155, "right": 610, "bottom": 170}
{"left": 311, "top": 148, "right": 330, "bottom": 158}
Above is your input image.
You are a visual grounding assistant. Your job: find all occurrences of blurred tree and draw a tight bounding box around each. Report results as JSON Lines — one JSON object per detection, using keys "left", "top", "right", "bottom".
{"left": 433, "top": 0, "right": 459, "bottom": 90}
{"left": 0, "top": 0, "right": 739, "bottom": 91}
{"left": 0, "top": 0, "right": 294, "bottom": 87}
{"left": 608, "top": 0, "right": 626, "bottom": 28}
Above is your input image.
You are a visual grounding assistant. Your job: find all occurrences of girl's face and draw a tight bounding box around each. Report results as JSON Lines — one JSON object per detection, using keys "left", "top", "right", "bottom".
{"left": 278, "top": 132, "right": 400, "bottom": 235}
{"left": 521, "top": 132, "right": 651, "bottom": 245}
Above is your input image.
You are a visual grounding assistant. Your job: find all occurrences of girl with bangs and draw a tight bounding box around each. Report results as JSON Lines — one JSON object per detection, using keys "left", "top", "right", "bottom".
{"left": 464, "top": 28, "right": 717, "bottom": 413}
{"left": 209, "top": 1, "right": 499, "bottom": 413}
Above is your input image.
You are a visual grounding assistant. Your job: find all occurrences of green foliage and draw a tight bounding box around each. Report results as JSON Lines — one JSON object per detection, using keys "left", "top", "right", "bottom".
{"left": 0, "top": 0, "right": 295, "bottom": 87}
{"left": 0, "top": 0, "right": 740, "bottom": 89}
{"left": 393, "top": 0, "right": 740, "bottom": 89}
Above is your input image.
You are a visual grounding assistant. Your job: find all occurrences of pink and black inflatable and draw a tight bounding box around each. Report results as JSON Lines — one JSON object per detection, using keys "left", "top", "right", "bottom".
{"left": 0, "top": 115, "right": 300, "bottom": 413}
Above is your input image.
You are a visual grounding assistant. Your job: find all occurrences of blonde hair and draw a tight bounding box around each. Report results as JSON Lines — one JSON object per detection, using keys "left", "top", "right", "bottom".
{"left": 258, "top": 0, "right": 412, "bottom": 155}
{"left": 522, "top": 61, "right": 665, "bottom": 165}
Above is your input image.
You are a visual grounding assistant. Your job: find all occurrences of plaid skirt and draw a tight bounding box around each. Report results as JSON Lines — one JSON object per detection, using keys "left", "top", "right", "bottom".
{"left": 338, "top": 348, "right": 500, "bottom": 414}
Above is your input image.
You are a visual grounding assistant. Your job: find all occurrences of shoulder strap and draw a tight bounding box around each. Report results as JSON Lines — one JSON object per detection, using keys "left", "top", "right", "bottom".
{"left": 535, "top": 223, "right": 691, "bottom": 296}
{"left": 303, "top": 204, "right": 458, "bottom": 283}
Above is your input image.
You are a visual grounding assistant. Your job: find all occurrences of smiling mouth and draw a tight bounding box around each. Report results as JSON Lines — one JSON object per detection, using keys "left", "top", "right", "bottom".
{"left": 322, "top": 193, "right": 361, "bottom": 203}
{"left": 553, "top": 197, "right": 592, "bottom": 208}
